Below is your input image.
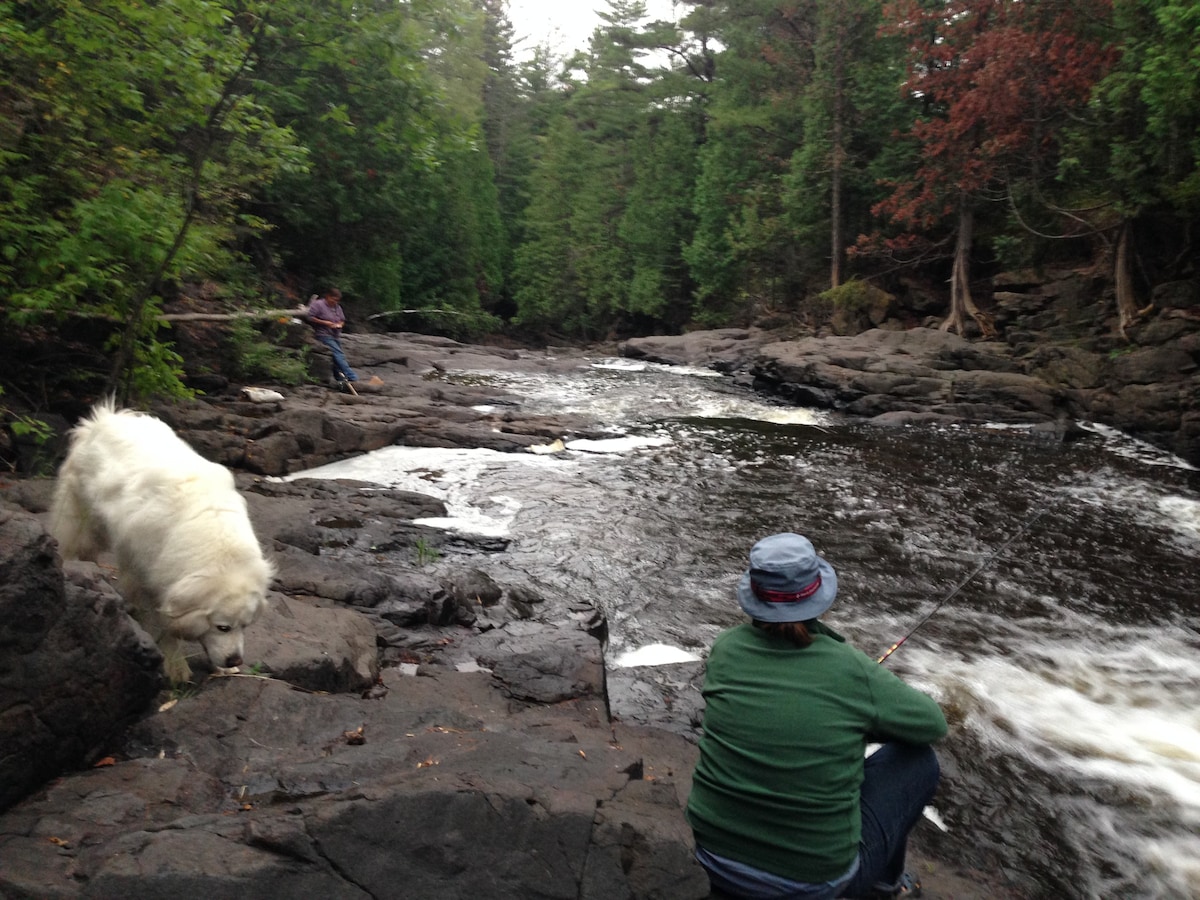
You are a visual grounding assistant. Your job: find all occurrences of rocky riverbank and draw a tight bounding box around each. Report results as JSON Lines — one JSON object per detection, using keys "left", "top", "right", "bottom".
{"left": 620, "top": 268, "right": 1200, "bottom": 468}
{"left": 4, "top": 321, "right": 1158, "bottom": 899}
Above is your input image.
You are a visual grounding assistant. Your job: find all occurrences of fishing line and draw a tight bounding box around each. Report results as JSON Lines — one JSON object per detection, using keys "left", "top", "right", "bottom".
{"left": 877, "top": 506, "right": 1048, "bottom": 664}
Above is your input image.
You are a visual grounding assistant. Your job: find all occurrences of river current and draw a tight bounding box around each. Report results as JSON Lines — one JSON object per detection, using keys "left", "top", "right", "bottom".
{"left": 290, "top": 355, "right": 1200, "bottom": 900}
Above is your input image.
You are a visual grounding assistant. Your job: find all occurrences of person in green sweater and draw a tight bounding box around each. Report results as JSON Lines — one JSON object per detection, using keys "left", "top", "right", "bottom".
{"left": 686, "top": 532, "right": 948, "bottom": 900}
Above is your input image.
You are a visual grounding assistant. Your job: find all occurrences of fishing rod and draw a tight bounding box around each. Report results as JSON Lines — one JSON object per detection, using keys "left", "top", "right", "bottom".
{"left": 876, "top": 506, "right": 1048, "bottom": 664}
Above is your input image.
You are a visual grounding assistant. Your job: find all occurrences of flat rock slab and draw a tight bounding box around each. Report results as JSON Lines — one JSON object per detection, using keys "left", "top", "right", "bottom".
{"left": 0, "top": 671, "right": 710, "bottom": 900}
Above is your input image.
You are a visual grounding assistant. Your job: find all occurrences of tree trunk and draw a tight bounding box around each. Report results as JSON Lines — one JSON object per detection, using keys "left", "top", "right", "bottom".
{"left": 829, "top": 56, "right": 845, "bottom": 289}
{"left": 830, "top": 142, "right": 843, "bottom": 289}
{"left": 1115, "top": 220, "right": 1152, "bottom": 338}
{"left": 940, "top": 201, "right": 996, "bottom": 338}
{"left": 828, "top": 14, "right": 847, "bottom": 290}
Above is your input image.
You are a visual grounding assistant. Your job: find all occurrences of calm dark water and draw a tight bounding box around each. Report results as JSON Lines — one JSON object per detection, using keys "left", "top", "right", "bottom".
{"left": 294, "top": 358, "right": 1200, "bottom": 900}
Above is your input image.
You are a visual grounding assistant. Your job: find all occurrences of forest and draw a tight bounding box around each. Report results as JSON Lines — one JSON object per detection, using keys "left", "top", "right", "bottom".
{"left": 1, "top": 0, "right": 1198, "bottom": 402}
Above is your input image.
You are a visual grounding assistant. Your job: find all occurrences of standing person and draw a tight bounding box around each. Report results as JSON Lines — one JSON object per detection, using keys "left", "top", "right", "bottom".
{"left": 686, "top": 532, "right": 947, "bottom": 900}
{"left": 306, "top": 287, "right": 358, "bottom": 386}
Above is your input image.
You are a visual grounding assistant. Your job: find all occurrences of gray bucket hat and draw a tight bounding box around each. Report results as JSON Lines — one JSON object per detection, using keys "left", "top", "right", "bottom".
{"left": 736, "top": 532, "right": 838, "bottom": 623}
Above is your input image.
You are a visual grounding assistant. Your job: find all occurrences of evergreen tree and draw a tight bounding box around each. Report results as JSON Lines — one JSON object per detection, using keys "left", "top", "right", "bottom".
{"left": 253, "top": 0, "right": 502, "bottom": 328}
{"left": 684, "top": 1, "right": 819, "bottom": 321}
{"left": 513, "top": 0, "right": 667, "bottom": 337}
{"left": 1081, "top": 0, "right": 1200, "bottom": 332}
{"left": 783, "top": 0, "right": 905, "bottom": 289}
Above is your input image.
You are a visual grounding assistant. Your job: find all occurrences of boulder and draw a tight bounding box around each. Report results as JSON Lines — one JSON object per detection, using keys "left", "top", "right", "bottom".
{"left": 242, "top": 594, "right": 379, "bottom": 693}
{"left": 619, "top": 328, "right": 781, "bottom": 371}
{"left": 0, "top": 503, "right": 161, "bottom": 813}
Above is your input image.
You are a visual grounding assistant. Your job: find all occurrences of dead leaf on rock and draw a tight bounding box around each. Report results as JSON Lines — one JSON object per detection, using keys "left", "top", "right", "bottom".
{"left": 417, "top": 757, "right": 439, "bottom": 769}
{"left": 93, "top": 757, "right": 116, "bottom": 768}
{"left": 343, "top": 726, "right": 366, "bottom": 745}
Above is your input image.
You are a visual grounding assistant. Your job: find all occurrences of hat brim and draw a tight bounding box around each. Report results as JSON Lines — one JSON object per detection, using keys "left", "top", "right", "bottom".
{"left": 736, "top": 558, "right": 838, "bottom": 622}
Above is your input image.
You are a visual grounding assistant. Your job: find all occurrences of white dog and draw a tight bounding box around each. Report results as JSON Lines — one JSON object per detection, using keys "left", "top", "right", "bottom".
{"left": 49, "top": 400, "right": 273, "bottom": 683}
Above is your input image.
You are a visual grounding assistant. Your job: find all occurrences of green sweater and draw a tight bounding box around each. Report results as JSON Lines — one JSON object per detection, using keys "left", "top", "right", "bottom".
{"left": 686, "top": 622, "right": 948, "bottom": 883}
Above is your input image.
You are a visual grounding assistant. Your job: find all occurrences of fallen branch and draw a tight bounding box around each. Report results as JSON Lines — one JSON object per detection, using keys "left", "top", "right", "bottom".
{"left": 160, "top": 308, "right": 305, "bottom": 322}
{"left": 7, "top": 307, "right": 307, "bottom": 324}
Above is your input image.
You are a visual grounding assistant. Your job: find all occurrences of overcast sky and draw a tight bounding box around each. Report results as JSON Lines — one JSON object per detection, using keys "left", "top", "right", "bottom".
{"left": 505, "top": 0, "right": 681, "bottom": 59}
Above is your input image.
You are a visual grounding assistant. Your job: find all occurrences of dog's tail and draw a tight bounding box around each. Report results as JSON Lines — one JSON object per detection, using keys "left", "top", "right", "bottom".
{"left": 47, "top": 461, "right": 99, "bottom": 561}
{"left": 48, "top": 397, "right": 120, "bottom": 561}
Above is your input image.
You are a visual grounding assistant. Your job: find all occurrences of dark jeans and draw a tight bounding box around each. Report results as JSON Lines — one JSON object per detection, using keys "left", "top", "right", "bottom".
{"left": 696, "top": 743, "right": 940, "bottom": 899}
{"left": 316, "top": 333, "right": 357, "bottom": 382}
{"left": 839, "top": 742, "right": 940, "bottom": 896}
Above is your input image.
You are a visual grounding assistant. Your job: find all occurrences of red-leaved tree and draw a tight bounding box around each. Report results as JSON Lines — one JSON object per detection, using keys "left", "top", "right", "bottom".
{"left": 862, "top": 0, "right": 1118, "bottom": 336}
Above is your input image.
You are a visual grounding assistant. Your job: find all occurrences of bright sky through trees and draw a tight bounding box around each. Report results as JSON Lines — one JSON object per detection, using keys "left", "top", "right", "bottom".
{"left": 506, "top": 0, "right": 680, "bottom": 58}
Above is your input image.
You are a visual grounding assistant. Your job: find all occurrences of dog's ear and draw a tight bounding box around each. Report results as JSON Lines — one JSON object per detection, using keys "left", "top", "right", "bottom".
{"left": 244, "top": 590, "right": 268, "bottom": 624}
{"left": 161, "top": 573, "right": 210, "bottom": 620}
{"left": 167, "top": 607, "right": 211, "bottom": 640}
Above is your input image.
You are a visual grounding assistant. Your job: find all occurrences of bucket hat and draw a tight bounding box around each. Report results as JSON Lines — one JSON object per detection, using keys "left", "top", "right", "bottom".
{"left": 736, "top": 532, "right": 838, "bottom": 622}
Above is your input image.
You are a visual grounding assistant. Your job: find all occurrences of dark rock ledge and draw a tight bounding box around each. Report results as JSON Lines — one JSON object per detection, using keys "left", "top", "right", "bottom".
{"left": 620, "top": 311, "right": 1200, "bottom": 467}
{"left": 1, "top": 332, "right": 1033, "bottom": 899}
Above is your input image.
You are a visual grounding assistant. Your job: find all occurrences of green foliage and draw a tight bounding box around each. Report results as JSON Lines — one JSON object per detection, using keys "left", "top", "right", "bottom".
{"left": 820, "top": 280, "right": 875, "bottom": 311}
{"left": 0, "top": 386, "right": 53, "bottom": 474}
{"left": 783, "top": 0, "right": 909, "bottom": 288}
{"left": 223, "top": 319, "right": 311, "bottom": 386}
{"left": 255, "top": 0, "right": 501, "bottom": 322}
{"left": 414, "top": 538, "right": 441, "bottom": 566}
{"left": 512, "top": 114, "right": 588, "bottom": 334}
{"left": 1, "top": 0, "right": 304, "bottom": 400}
{"left": 990, "top": 233, "right": 1035, "bottom": 271}
{"left": 120, "top": 329, "right": 194, "bottom": 402}
{"left": 1089, "top": 0, "right": 1200, "bottom": 216}
{"left": 685, "top": 130, "right": 759, "bottom": 323}
{"left": 619, "top": 108, "right": 701, "bottom": 328}
{"left": 513, "top": 0, "right": 700, "bottom": 338}
{"left": 3, "top": 0, "right": 1199, "bottom": 377}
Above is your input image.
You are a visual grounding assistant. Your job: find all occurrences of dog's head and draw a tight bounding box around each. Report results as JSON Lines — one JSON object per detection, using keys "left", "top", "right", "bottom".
{"left": 162, "top": 558, "right": 273, "bottom": 672}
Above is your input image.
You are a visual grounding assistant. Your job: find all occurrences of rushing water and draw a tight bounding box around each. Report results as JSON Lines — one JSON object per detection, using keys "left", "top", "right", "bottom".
{"left": 290, "top": 355, "right": 1200, "bottom": 900}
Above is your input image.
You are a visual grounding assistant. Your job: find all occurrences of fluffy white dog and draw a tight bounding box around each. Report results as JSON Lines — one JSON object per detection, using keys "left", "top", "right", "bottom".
{"left": 50, "top": 400, "right": 273, "bottom": 683}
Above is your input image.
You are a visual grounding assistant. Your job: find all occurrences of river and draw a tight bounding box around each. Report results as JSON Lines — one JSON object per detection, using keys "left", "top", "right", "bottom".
{"left": 289, "top": 354, "right": 1200, "bottom": 900}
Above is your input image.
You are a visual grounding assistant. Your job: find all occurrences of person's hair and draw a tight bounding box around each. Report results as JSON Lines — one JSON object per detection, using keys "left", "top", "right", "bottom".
{"left": 325, "top": 287, "right": 342, "bottom": 300}
{"left": 751, "top": 619, "right": 814, "bottom": 648}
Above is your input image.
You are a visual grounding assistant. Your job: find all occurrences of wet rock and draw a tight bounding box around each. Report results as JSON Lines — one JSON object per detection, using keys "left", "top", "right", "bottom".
{"left": 606, "top": 661, "right": 706, "bottom": 740}
{"left": 1106, "top": 346, "right": 1196, "bottom": 384}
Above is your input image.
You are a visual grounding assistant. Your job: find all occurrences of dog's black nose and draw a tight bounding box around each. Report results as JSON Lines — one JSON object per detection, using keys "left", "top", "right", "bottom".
{"left": 224, "top": 654, "right": 243, "bottom": 668}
